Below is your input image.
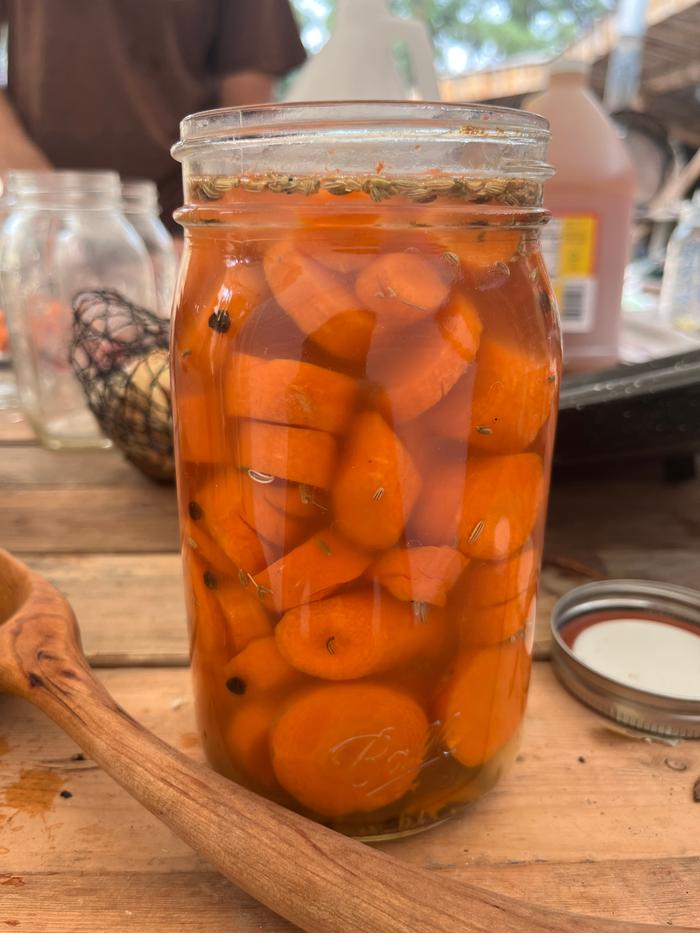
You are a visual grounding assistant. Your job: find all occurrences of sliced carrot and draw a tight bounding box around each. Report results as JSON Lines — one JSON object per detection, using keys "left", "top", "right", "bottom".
{"left": 263, "top": 239, "right": 375, "bottom": 362}
{"left": 175, "top": 390, "right": 234, "bottom": 464}
{"left": 224, "top": 700, "right": 281, "bottom": 791}
{"left": 254, "top": 529, "right": 371, "bottom": 613}
{"left": 458, "top": 454, "right": 544, "bottom": 561}
{"left": 332, "top": 411, "right": 421, "bottom": 550}
{"left": 408, "top": 457, "right": 465, "bottom": 547}
{"left": 182, "top": 516, "right": 237, "bottom": 577}
{"left": 213, "top": 578, "right": 274, "bottom": 655}
{"left": 223, "top": 636, "right": 305, "bottom": 698}
{"left": 427, "top": 370, "right": 476, "bottom": 445}
{"left": 295, "top": 193, "right": 386, "bottom": 273}
{"left": 182, "top": 550, "right": 229, "bottom": 666}
{"left": 239, "top": 472, "right": 310, "bottom": 552}
{"left": 271, "top": 682, "right": 429, "bottom": 816}
{"left": 369, "top": 292, "right": 480, "bottom": 424}
{"left": 459, "top": 593, "right": 534, "bottom": 648}
{"left": 261, "top": 480, "right": 329, "bottom": 519}
{"left": 174, "top": 256, "right": 269, "bottom": 380}
{"left": 372, "top": 546, "right": 468, "bottom": 607}
{"left": 464, "top": 543, "right": 537, "bottom": 610}
{"left": 355, "top": 251, "right": 451, "bottom": 331}
{"left": 434, "top": 639, "right": 531, "bottom": 768}
{"left": 225, "top": 353, "right": 359, "bottom": 434}
{"left": 442, "top": 227, "right": 522, "bottom": 282}
{"left": 467, "top": 337, "right": 557, "bottom": 454}
{"left": 276, "top": 590, "right": 447, "bottom": 679}
{"left": 237, "top": 420, "right": 337, "bottom": 489}
{"left": 195, "top": 472, "right": 268, "bottom": 574}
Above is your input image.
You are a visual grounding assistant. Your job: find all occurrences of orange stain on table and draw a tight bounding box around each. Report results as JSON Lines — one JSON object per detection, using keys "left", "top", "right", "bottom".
{"left": 2, "top": 769, "right": 63, "bottom": 817}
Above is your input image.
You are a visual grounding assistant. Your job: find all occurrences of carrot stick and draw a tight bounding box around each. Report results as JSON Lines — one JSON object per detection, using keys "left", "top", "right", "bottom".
{"left": 275, "top": 590, "right": 447, "bottom": 680}
{"left": 408, "top": 457, "right": 465, "bottom": 547}
{"left": 270, "top": 682, "right": 429, "bottom": 816}
{"left": 371, "top": 546, "right": 468, "bottom": 607}
{"left": 194, "top": 472, "right": 268, "bottom": 574}
{"left": 459, "top": 593, "right": 534, "bottom": 648}
{"left": 237, "top": 420, "right": 338, "bottom": 489}
{"left": 225, "top": 353, "right": 359, "bottom": 434}
{"left": 263, "top": 239, "right": 375, "bottom": 362}
{"left": 433, "top": 639, "right": 531, "bottom": 768}
{"left": 222, "top": 636, "right": 305, "bottom": 698}
{"left": 332, "top": 411, "right": 421, "bottom": 550}
{"left": 253, "top": 529, "right": 371, "bottom": 614}
{"left": 458, "top": 454, "right": 544, "bottom": 560}
{"left": 369, "top": 292, "right": 481, "bottom": 423}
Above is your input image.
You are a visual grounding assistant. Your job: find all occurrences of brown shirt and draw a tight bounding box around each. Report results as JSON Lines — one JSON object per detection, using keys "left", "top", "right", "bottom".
{"left": 0, "top": 0, "right": 306, "bottom": 227}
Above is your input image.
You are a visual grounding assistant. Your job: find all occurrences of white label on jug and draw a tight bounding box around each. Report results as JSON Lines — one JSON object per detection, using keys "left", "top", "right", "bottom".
{"left": 540, "top": 214, "right": 598, "bottom": 333}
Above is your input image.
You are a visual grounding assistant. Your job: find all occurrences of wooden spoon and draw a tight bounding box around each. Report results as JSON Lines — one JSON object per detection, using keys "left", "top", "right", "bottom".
{"left": 0, "top": 548, "right": 688, "bottom": 933}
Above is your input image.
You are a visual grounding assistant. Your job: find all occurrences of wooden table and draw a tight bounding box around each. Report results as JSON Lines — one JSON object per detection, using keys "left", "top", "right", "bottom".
{"left": 1, "top": 406, "right": 699, "bottom": 931}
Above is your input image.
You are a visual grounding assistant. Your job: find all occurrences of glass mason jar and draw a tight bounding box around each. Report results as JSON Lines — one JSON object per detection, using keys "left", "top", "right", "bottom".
{"left": 171, "top": 102, "right": 561, "bottom": 839}
{"left": 122, "top": 178, "right": 178, "bottom": 318}
{"left": 0, "top": 176, "right": 19, "bottom": 412}
{"left": 0, "top": 170, "right": 156, "bottom": 448}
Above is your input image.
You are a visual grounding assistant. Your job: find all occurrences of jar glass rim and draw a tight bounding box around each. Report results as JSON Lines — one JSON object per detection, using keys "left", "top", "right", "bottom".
{"left": 6, "top": 170, "right": 121, "bottom": 198}
{"left": 173, "top": 99, "right": 550, "bottom": 157}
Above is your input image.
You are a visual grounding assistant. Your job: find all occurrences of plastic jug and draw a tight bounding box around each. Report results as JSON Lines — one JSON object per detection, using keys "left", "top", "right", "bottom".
{"left": 524, "top": 62, "right": 636, "bottom": 370}
{"left": 284, "top": 0, "right": 440, "bottom": 102}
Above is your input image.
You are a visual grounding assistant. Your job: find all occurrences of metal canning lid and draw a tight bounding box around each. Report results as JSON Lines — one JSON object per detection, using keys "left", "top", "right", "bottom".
{"left": 550, "top": 580, "right": 700, "bottom": 739}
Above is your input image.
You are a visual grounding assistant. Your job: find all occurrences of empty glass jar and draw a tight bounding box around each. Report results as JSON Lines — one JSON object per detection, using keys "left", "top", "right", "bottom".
{"left": 0, "top": 170, "right": 156, "bottom": 448}
{"left": 122, "top": 178, "right": 178, "bottom": 318}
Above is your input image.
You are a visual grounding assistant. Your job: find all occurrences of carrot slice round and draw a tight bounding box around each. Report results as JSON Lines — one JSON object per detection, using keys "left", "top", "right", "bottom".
{"left": 464, "top": 543, "right": 537, "bottom": 610}
{"left": 223, "top": 636, "right": 305, "bottom": 698}
{"left": 434, "top": 639, "right": 531, "bottom": 768}
{"left": 253, "top": 529, "right": 371, "bottom": 614}
{"left": 408, "top": 457, "right": 465, "bottom": 547}
{"left": 195, "top": 472, "right": 268, "bottom": 574}
{"left": 459, "top": 593, "right": 534, "bottom": 648}
{"left": 275, "top": 590, "right": 447, "bottom": 680}
{"left": 261, "top": 480, "right": 329, "bottom": 519}
{"left": 467, "top": 337, "right": 557, "bottom": 454}
{"left": 372, "top": 546, "right": 468, "bottom": 607}
{"left": 355, "top": 251, "right": 451, "bottom": 331}
{"left": 239, "top": 473, "right": 309, "bottom": 552}
{"left": 176, "top": 390, "right": 234, "bottom": 465}
{"left": 458, "top": 454, "right": 544, "bottom": 560}
{"left": 332, "top": 411, "right": 421, "bottom": 550}
{"left": 224, "top": 700, "right": 280, "bottom": 791}
{"left": 213, "top": 578, "right": 274, "bottom": 655}
{"left": 225, "top": 353, "right": 359, "bottom": 434}
{"left": 263, "top": 239, "right": 375, "bottom": 362}
{"left": 182, "top": 550, "right": 229, "bottom": 667}
{"left": 271, "top": 682, "right": 429, "bottom": 816}
{"left": 369, "top": 292, "right": 481, "bottom": 423}
{"left": 237, "top": 420, "right": 337, "bottom": 489}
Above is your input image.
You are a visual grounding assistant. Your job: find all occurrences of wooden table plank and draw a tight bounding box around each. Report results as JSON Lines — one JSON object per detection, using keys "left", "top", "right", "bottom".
{"left": 0, "top": 446, "right": 149, "bottom": 487}
{"left": 0, "top": 487, "right": 179, "bottom": 554}
{"left": 24, "top": 554, "right": 188, "bottom": 667}
{"left": 1, "top": 665, "right": 699, "bottom": 928}
{"left": 0, "top": 411, "right": 34, "bottom": 445}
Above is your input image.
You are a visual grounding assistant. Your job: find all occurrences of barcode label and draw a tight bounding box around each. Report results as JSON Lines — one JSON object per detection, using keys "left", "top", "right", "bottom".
{"left": 559, "top": 277, "right": 596, "bottom": 333}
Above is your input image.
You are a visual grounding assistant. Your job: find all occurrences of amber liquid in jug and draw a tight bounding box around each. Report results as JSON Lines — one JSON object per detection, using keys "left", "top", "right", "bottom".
{"left": 524, "top": 63, "right": 636, "bottom": 371}
{"left": 171, "top": 104, "right": 560, "bottom": 839}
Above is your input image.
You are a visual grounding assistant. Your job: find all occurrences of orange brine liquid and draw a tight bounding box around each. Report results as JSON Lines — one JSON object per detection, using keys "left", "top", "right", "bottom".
{"left": 172, "top": 179, "right": 560, "bottom": 838}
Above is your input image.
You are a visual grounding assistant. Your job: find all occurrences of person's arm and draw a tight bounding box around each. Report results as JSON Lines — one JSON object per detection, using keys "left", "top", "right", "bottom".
{"left": 0, "top": 89, "right": 51, "bottom": 172}
{"left": 219, "top": 71, "right": 275, "bottom": 108}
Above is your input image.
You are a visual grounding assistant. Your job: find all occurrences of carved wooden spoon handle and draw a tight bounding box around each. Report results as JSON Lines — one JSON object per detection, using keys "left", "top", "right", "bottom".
{"left": 4, "top": 571, "right": 690, "bottom": 933}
